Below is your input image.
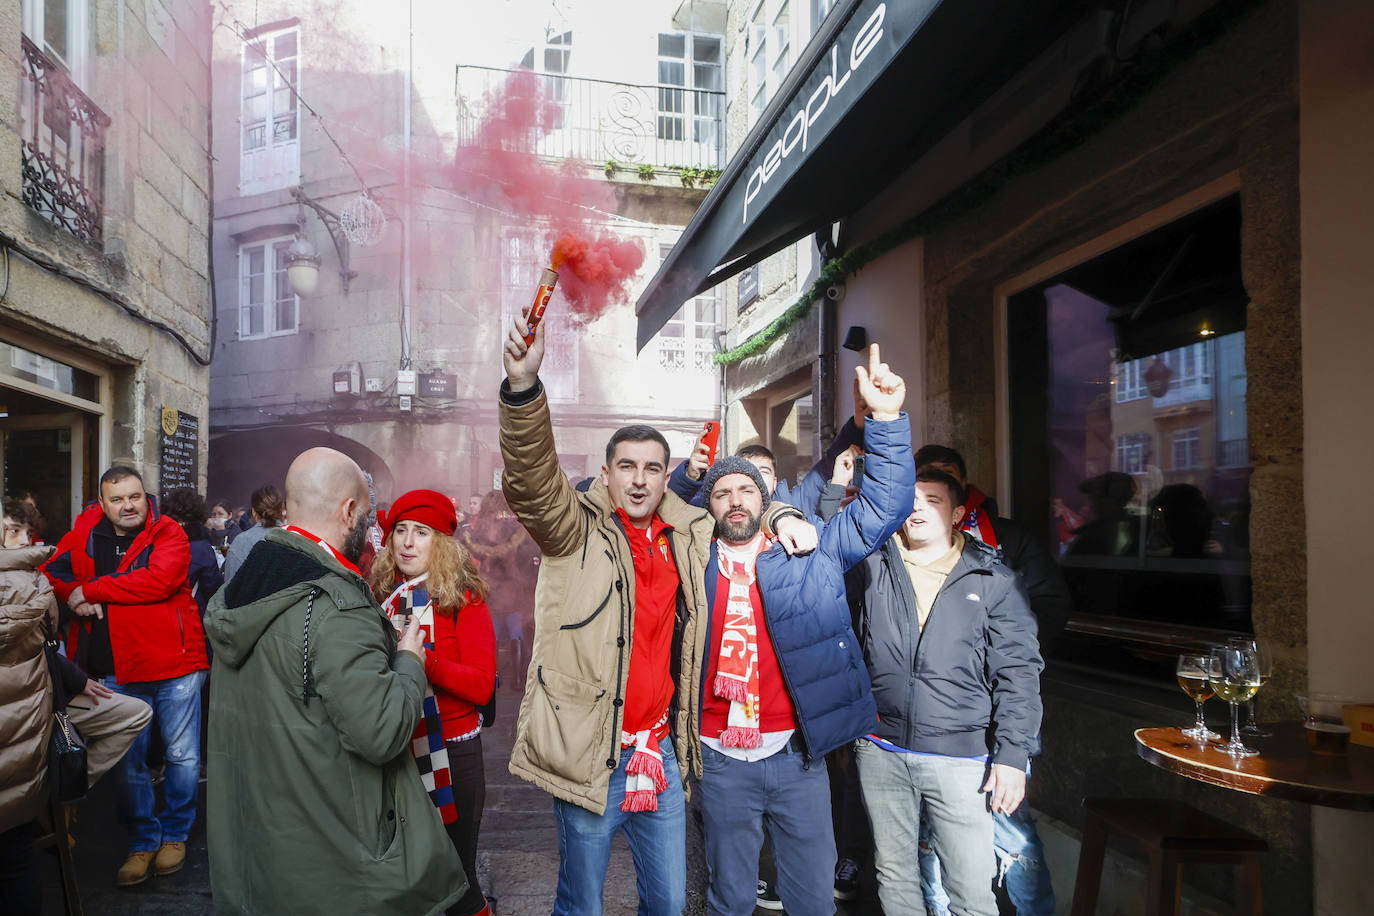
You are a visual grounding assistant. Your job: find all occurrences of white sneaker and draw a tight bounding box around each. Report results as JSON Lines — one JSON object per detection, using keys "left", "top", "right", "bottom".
{"left": 756, "top": 878, "right": 784, "bottom": 910}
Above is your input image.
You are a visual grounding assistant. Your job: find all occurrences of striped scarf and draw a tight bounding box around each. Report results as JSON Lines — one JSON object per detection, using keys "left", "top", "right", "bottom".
{"left": 382, "top": 576, "right": 458, "bottom": 825}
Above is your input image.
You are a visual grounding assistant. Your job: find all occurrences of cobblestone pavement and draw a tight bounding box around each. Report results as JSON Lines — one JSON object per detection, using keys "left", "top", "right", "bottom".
{"left": 42, "top": 683, "right": 883, "bottom": 915}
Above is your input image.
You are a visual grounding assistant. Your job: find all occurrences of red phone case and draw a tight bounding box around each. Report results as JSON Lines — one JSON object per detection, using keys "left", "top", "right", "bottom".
{"left": 701, "top": 421, "right": 720, "bottom": 465}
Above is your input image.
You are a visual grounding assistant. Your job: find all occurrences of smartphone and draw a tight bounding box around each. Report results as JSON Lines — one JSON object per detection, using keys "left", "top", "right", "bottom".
{"left": 393, "top": 592, "right": 413, "bottom": 632}
{"left": 701, "top": 421, "right": 721, "bottom": 465}
{"left": 852, "top": 455, "right": 865, "bottom": 485}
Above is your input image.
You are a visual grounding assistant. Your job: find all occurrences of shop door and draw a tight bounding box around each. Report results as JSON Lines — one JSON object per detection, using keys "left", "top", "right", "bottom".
{"left": 1, "top": 405, "right": 93, "bottom": 544}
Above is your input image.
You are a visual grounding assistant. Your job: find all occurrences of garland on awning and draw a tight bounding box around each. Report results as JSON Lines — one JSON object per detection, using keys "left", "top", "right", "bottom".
{"left": 714, "top": 0, "right": 1263, "bottom": 366}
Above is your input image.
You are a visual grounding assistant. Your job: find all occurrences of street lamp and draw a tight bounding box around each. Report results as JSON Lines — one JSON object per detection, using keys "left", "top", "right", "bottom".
{"left": 286, "top": 186, "right": 358, "bottom": 295}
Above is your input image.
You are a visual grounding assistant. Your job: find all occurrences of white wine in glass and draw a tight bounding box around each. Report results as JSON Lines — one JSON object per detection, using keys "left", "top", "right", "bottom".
{"left": 1210, "top": 646, "right": 1262, "bottom": 758}
{"left": 1177, "top": 654, "right": 1221, "bottom": 741}
{"left": 1227, "top": 636, "right": 1272, "bottom": 737}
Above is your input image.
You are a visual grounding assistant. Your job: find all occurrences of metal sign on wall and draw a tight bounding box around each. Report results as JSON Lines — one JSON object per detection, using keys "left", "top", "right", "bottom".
{"left": 159, "top": 407, "right": 199, "bottom": 491}
{"left": 420, "top": 372, "right": 457, "bottom": 398}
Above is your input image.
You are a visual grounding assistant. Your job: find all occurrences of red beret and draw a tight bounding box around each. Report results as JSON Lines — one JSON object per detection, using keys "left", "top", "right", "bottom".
{"left": 379, "top": 488, "right": 458, "bottom": 541}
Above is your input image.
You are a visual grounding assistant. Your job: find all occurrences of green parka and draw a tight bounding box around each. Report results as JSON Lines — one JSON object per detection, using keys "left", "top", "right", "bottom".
{"left": 204, "top": 529, "right": 464, "bottom": 915}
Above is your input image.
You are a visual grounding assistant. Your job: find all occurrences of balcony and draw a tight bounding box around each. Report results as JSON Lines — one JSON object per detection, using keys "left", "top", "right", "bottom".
{"left": 20, "top": 36, "right": 110, "bottom": 246}
{"left": 456, "top": 66, "right": 723, "bottom": 170}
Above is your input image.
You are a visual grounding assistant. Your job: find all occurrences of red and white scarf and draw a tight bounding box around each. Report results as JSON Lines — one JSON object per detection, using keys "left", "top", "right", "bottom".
{"left": 620, "top": 712, "right": 670, "bottom": 812}
{"left": 713, "top": 536, "right": 769, "bottom": 749}
{"left": 959, "top": 486, "right": 998, "bottom": 548}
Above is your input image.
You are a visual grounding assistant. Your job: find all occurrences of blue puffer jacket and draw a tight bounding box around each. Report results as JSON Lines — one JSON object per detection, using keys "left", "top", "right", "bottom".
{"left": 699, "top": 414, "right": 915, "bottom": 760}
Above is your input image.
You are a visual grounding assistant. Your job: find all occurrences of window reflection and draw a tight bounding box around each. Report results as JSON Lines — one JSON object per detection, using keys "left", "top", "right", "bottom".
{"left": 1009, "top": 196, "right": 1251, "bottom": 649}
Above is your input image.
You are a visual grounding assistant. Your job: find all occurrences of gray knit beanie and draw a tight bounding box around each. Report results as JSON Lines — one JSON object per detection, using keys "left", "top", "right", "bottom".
{"left": 700, "top": 456, "right": 772, "bottom": 512}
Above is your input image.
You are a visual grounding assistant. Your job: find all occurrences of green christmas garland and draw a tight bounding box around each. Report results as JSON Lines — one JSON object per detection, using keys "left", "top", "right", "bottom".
{"left": 714, "top": 0, "right": 1262, "bottom": 366}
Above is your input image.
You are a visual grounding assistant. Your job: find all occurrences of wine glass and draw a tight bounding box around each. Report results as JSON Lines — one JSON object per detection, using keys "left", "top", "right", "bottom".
{"left": 1227, "top": 636, "right": 1273, "bottom": 737}
{"left": 1209, "top": 646, "right": 1262, "bottom": 758}
{"left": 1176, "top": 654, "right": 1221, "bottom": 741}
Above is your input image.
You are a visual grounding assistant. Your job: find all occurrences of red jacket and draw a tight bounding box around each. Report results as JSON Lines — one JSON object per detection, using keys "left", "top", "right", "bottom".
{"left": 42, "top": 496, "right": 209, "bottom": 684}
{"left": 424, "top": 593, "right": 497, "bottom": 740}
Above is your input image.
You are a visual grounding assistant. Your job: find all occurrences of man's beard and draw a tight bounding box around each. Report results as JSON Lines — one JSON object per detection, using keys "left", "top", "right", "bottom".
{"left": 342, "top": 511, "right": 369, "bottom": 565}
{"left": 714, "top": 510, "right": 762, "bottom": 544}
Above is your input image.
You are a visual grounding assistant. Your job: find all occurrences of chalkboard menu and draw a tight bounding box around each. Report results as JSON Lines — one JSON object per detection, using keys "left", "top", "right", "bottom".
{"left": 159, "top": 407, "right": 199, "bottom": 490}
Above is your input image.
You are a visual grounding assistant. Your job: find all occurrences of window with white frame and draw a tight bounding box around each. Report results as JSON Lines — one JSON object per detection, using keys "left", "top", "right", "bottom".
{"left": 811, "top": 0, "right": 837, "bottom": 29}
{"left": 657, "top": 33, "right": 722, "bottom": 151}
{"left": 748, "top": 3, "right": 768, "bottom": 121}
{"left": 22, "top": 0, "right": 90, "bottom": 84}
{"left": 747, "top": 1, "right": 794, "bottom": 125}
{"left": 1115, "top": 433, "right": 1149, "bottom": 475}
{"left": 772, "top": 2, "right": 791, "bottom": 86}
{"left": 502, "top": 231, "right": 577, "bottom": 400}
{"left": 657, "top": 244, "right": 718, "bottom": 373}
{"left": 1114, "top": 357, "right": 1147, "bottom": 402}
{"left": 520, "top": 29, "right": 573, "bottom": 129}
{"left": 240, "top": 27, "right": 300, "bottom": 196}
{"left": 1172, "top": 428, "right": 1201, "bottom": 470}
{"left": 238, "top": 239, "right": 299, "bottom": 339}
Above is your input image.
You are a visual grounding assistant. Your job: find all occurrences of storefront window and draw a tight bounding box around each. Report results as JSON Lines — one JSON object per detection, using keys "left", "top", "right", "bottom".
{"left": 1007, "top": 197, "right": 1251, "bottom": 675}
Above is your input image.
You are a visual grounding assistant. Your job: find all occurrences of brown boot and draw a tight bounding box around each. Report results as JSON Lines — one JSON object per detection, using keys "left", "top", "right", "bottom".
{"left": 154, "top": 841, "right": 187, "bottom": 876}
{"left": 116, "top": 850, "right": 156, "bottom": 887}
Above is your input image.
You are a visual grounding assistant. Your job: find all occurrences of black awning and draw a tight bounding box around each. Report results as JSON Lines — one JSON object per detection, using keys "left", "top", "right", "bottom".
{"left": 635, "top": 0, "right": 1090, "bottom": 350}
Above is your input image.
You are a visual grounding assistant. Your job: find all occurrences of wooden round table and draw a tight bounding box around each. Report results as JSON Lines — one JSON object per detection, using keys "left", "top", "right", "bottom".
{"left": 1135, "top": 725, "right": 1374, "bottom": 810}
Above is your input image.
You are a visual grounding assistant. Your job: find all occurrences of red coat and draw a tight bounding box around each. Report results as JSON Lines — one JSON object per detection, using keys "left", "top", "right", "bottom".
{"left": 42, "top": 497, "right": 209, "bottom": 684}
{"left": 424, "top": 593, "right": 497, "bottom": 740}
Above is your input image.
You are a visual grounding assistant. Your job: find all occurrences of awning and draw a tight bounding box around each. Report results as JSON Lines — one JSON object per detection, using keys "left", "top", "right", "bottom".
{"left": 635, "top": 0, "right": 1091, "bottom": 350}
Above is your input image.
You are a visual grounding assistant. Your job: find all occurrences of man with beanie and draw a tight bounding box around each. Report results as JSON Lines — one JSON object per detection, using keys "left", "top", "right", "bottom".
{"left": 204, "top": 448, "right": 465, "bottom": 915}
{"left": 498, "top": 311, "right": 819, "bottom": 915}
{"left": 695, "top": 344, "right": 915, "bottom": 916}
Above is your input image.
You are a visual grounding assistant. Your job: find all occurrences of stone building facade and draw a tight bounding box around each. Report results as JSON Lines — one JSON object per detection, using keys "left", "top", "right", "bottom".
{"left": 0, "top": 0, "right": 212, "bottom": 538}
{"left": 207, "top": 0, "right": 727, "bottom": 506}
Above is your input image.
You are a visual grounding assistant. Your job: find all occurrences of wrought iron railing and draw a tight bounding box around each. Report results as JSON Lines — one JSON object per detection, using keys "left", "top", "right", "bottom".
{"left": 456, "top": 66, "right": 724, "bottom": 170}
{"left": 20, "top": 36, "right": 110, "bottom": 245}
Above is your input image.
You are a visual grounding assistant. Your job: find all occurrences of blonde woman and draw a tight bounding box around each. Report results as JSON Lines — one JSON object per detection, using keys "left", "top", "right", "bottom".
{"left": 370, "top": 489, "right": 497, "bottom": 916}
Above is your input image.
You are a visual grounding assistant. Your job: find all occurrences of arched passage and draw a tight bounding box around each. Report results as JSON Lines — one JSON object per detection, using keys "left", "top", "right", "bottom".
{"left": 207, "top": 427, "right": 395, "bottom": 509}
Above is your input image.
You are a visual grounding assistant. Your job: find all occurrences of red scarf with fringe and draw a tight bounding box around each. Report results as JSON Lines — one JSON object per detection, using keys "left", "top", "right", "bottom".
{"left": 712, "top": 536, "right": 769, "bottom": 749}
{"left": 620, "top": 713, "right": 670, "bottom": 812}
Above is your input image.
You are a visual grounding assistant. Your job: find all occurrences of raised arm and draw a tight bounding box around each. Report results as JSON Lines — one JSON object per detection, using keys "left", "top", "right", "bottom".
{"left": 499, "top": 312, "right": 587, "bottom": 559}
{"left": 817, "top": 344, "right": 916, "bottom": 570}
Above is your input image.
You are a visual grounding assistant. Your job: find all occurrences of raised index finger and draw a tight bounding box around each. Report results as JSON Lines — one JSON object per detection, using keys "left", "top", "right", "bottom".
{"left": 868, "top": 342, "right": 882, "bottom": 379}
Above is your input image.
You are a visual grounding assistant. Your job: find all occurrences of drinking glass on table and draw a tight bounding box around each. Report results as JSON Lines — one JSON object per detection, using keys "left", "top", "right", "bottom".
{"left": 1227, "top": 636, "right": 1273, "bottom": 737}
{"left": 1177, "top": 654, "right": 1221, "bottom": 741}
{"left": 1210, "top": 645, "right": 1263, "bottom": 758}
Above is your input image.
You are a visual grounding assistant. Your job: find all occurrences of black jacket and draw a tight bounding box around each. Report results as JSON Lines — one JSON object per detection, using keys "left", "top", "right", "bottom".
{"left": 821, "top": 486, "right": 1043, "bottom": 768}
{"left": 984, "top": 515, "right": 1071, "bottom": 653}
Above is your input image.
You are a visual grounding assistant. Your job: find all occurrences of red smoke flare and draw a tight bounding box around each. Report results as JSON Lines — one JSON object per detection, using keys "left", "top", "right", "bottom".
{"left": 550, "top": 232, "right": 646, "bottom": 320}
{"left": 447, "top": 70, "right": 646, "bottom": 323}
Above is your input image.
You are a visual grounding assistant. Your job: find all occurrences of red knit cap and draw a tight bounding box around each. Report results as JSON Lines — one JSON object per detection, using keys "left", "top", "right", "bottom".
{"left": 379, "top": 488, "right": 458, "bottom": 541}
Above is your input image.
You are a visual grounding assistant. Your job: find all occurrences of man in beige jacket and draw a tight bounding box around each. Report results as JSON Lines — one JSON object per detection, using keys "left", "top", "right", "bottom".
{"left": 498, "top": 313, "right": 817, "bottom": 915}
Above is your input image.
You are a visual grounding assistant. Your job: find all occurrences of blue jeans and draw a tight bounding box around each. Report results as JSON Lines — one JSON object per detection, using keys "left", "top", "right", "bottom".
{"left": 104, "top": 670, "right": 205, "bottom": 852}
{"left": 552, "top": 736, "right": 686, "bottom": 916}
{"left": 856, "top": 740, "right": 997, "bottom": 916}
{"left": 699, "top": 741, "right": 836, "bottom": 916}
{"left": 918, "top": 786, "right": 1056, "bottom": 916}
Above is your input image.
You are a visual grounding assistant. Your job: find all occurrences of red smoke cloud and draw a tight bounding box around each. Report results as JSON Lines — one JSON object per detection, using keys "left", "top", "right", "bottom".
{"left": 551, "top": 232, "right": 646, "bottom": 315}
{"left": 447, "top": 70, "right": 645, "bottom": 323}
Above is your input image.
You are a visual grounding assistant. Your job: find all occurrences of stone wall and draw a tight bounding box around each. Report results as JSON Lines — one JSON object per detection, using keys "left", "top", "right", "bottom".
{"left": 0, "top": 0, "right": 212, "bottom": 489}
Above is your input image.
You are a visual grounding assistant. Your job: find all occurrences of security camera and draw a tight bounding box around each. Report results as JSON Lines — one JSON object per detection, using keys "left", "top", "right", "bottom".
{"left": 825, "top": 282, "right": 846, "bottom": 302}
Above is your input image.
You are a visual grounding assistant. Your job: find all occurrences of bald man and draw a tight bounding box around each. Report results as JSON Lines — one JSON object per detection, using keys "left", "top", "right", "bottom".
{"left": 204, "top": 448, "right": 466, "bottom": 914}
